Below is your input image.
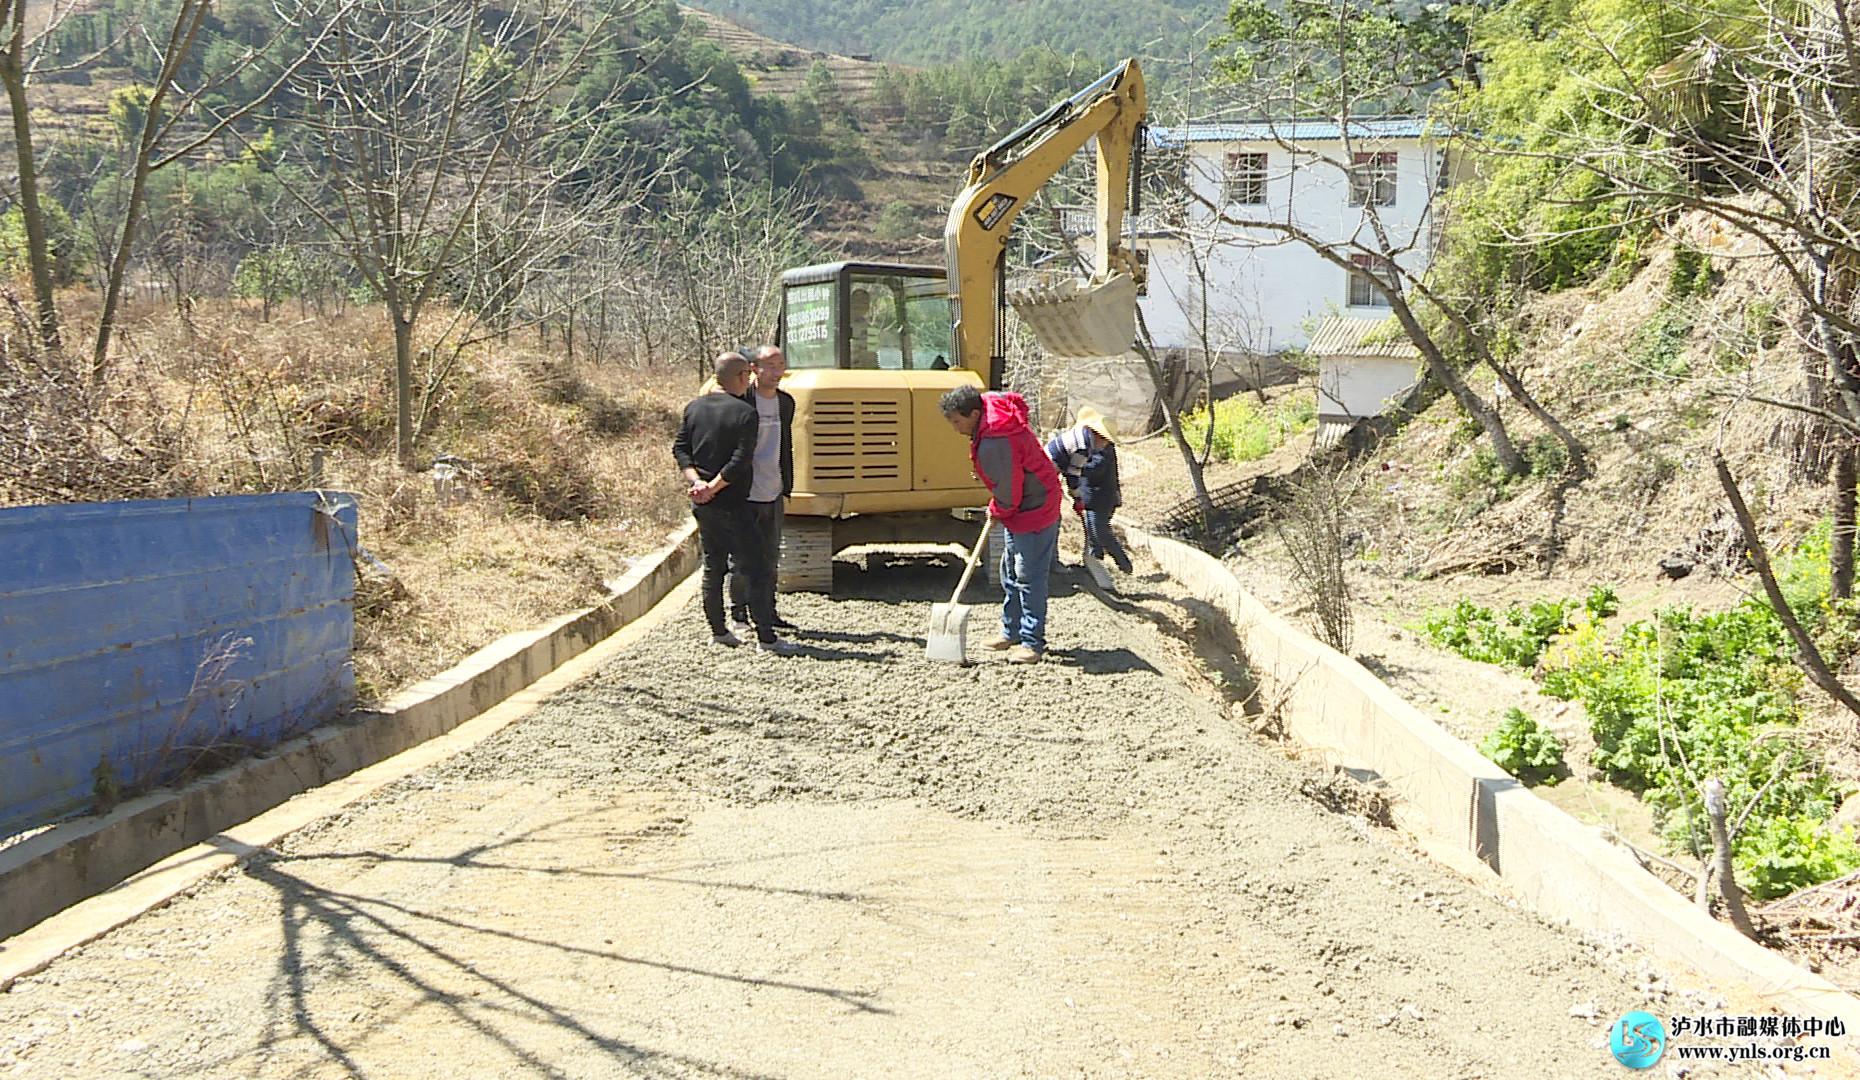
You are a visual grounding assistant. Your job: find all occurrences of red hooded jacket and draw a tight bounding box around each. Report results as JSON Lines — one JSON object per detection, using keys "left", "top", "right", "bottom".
{"left": 968, "top": 392, "right": 1063, "bottom": 534}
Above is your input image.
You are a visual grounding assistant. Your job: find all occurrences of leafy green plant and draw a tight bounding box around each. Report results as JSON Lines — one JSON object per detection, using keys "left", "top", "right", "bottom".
{"left": 1480, "top": 707, "right": 1566, "bottom": 784}
{"left": 1180, "top": 391, "right": 1316, "bottom": 464}
{"left": 1739, "top": 817, "right": 1860, "bottom": 901}
{"left": 1629, "top": 303, "right": 1696, "bottom": 379}
{"left": 1533, "top": 537, "right": 1859, "bottom": 897}
{"left": 1419, "top": 586, "right": 1615, "bottom": 669}
{"left": 1775, "top": 518, "right": 1860, "bottom": 660}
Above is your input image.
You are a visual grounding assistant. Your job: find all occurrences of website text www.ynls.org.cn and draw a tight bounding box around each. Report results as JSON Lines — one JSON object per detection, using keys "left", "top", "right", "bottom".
{"left": 1671, "top": 1041, "right": 1833, "bottom": 1064}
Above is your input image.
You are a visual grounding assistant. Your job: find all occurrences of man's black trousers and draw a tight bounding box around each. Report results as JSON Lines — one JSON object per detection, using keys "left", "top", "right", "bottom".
{"left": 692, "top": 501, "right": 774, "bottom": 641}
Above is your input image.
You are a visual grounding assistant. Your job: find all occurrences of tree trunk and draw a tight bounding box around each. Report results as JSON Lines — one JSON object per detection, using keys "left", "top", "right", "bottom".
{"left": 1702, "top": 779, "right": 1758, "bottom": 939}
{"left": 0, "top": 30, "right": 59, "bottom": 352}
{"left": 1714, "top": 450, "right": 1860, "bottom": 720}
{"left": 92, "top": 152, "right": 155, "bottom": 382}
{"left": 1489, "top": 354, "right": 1589, "bottom": 478}
{"left": 1836, "top": 443, "right": 1856, "bottom": 602}
{"left": 1385, "top": 294, "right": 1527, "bottom": 477}
{"left": 1136, "top": 309, "right": 1216, "bottom": 534}
{"left": 393, "top": 314, "right": 416, "bottom": 470}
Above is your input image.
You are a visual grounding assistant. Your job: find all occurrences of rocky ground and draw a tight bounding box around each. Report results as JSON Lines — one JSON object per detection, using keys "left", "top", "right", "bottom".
{"left": 0, "top": 549, "right": 1813, "bottom": 1077}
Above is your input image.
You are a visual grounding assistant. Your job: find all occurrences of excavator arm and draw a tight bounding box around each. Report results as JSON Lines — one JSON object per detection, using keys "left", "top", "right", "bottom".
{"left": 943, "top": 58, "right": 1147, "bottom": 388}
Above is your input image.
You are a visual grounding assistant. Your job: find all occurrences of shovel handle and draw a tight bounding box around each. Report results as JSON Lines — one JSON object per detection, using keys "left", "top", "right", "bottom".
{"left": 948, "top": 515, "right": 993, "bottom": 604}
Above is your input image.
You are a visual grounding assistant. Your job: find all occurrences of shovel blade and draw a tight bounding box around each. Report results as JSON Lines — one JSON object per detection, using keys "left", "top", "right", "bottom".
{"left": 925, "top": 601, "right": 972, "bottom": 662}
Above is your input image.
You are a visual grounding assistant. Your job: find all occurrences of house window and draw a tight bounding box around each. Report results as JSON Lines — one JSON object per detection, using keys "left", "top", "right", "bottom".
{"left": 1224, "top": 151, "right": 1267, "bottom": 205}
{"left": 1348, "top": 151, "right": 1397, "bottom": 207}
{"left": 1348, "top": 254, "right": 1396, "bottom": 307}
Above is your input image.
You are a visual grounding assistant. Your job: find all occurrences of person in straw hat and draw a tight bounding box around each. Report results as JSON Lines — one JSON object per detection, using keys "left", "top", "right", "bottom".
{"left": 1045, "top": 406, "right": 1133, "bottom": 580}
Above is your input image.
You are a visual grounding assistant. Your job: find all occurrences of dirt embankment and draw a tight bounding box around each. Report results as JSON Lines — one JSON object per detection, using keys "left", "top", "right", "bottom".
{"left": 0, "top": 550, "right": 1762, "bottom": 1078}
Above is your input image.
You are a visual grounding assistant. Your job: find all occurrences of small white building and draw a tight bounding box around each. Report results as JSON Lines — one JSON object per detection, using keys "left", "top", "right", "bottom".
{"left": 1307, "top": 315, "right": 1422, "bottom": 448}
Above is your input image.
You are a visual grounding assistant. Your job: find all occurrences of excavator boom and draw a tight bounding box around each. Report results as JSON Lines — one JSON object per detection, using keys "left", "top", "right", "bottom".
{"left": 943, "top": 58, "right": 1147, "bottom": 387}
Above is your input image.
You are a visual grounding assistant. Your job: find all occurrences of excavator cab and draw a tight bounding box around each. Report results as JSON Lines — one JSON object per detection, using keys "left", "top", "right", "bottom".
{"left": 779, "top": 263, "right": 957, "bottom": 373}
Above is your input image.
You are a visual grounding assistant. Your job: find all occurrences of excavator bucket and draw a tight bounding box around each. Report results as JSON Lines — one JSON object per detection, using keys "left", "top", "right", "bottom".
{"left": 1008, "top": 272, "right": 1139, "bottom": 358}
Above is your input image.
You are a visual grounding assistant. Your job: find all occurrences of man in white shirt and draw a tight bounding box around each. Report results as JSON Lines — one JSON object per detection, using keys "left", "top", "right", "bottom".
{"left": 729, "top": 346, "right": 799, "bottom": 632}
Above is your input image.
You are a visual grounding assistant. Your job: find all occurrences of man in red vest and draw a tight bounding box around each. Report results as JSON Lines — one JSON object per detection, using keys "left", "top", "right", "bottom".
{"left": 940, "top": 385, "right": 1063, "bottom": 664}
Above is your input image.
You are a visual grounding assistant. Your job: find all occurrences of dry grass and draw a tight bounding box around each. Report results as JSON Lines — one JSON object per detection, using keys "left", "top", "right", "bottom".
{"left": 2, "top": 292, "right": 694, "bottom": 704}
{"left": 1328, "top": 211, "right": 1835, "bottom": 585}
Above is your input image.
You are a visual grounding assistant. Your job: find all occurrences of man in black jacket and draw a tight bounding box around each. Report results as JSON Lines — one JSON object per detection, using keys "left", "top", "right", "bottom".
{"left": 672, "top": 352, "right": 785, "bottom": 652}
{"left": 728, "top": 345, "right": 799, "bottom": 632}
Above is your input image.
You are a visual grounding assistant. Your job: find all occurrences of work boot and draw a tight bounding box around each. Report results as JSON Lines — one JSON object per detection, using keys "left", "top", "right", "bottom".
{"left": 1006, "top": 645, "right": 1043, "bottom": 665}
{"left": 983, "top": 635, "right": 1017, "bottom": 651}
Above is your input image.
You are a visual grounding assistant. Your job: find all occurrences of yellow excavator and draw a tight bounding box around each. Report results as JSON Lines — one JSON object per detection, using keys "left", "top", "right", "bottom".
{"left": 770, "top": 59, "right": 1147, "bottom": 590}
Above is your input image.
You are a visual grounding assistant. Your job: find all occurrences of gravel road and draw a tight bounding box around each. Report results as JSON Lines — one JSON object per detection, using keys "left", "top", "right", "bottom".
{"left": 0, "top": 547, "right": 1796, "bottom": 1078}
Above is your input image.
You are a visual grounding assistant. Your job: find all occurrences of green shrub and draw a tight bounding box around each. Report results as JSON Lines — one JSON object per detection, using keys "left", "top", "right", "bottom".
{"left": 1668, "top": 246, "right": 1716, "bottom": 300}
{"left": 1745, "top": 299, "right": 1784, "bottom": 349}
{"left": 1525, "top": 433, "right": 1569, "bottom": 479}
{"left": 874, "top": 200, "right": 917, "bottom": 244}
{"left": 1629, "top": 303, "right": 1695, "bottom": 380}
{"left": 1419, "top": 586, "right": 1615, "bottom": 669}
{"left": 1480, "top": 707, "right": 1566, "bottom": 784}
{"left": 1448, "top": 446, "right": 1514, "bottom": 500}
{"left": 1180, "top": 391, "right": 1316, "bottom": 464}
{"left": 1535, "top": 544, "right": 1858, "bottom": 897}
{"left": 0, "top": 200, "right": 82, "bottom": 285}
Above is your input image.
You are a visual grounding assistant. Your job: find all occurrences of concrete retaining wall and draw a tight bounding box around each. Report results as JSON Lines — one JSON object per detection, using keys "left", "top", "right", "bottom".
{"left": 0, "top": 523, "right": 698, "bottom": 943}
{"left": 1129, "top": 528, "right": 1860, "bottom": 1026}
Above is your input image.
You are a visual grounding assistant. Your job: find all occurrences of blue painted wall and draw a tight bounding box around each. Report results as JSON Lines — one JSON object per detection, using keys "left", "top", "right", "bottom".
{"left": 0, "top": 493, "right": 358, "bottom": 835}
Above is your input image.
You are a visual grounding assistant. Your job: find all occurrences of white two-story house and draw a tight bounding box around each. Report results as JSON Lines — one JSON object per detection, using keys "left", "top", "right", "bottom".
{"left": 1051, "top": 117, "right": 1460, "bottom": 432}
{"left": 1139, "top": 117, "right": 1458, "bottom": 353}
{"left": 1063, "top": 117, "right": 1456, "bottom": 352}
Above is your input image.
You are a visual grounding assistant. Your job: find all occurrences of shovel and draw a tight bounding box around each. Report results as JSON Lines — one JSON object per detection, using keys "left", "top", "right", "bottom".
{"left": 926, "top": 515, "right": 994, "bottom": 663}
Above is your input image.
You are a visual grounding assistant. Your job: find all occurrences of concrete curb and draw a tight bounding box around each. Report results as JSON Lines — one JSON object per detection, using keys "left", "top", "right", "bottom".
{"left": 0, "top": 522, "right": 699, "bottom": 958}
{"left": 1128, "top": 527, "right": 1860, "bottom": 1027}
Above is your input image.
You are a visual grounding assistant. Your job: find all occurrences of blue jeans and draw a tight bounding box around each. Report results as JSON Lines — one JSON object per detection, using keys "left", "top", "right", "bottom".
{"left": 1000, "top": 521, "right": 1059, "bottom": 653}
{"left": 1084, "top": 508, "right": 1133, "bottom": 573}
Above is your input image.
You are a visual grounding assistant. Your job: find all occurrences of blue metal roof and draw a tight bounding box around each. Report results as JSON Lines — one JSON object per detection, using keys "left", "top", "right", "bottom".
{"left": 1149, "top": 118, "right": 1437, "bottom": 146}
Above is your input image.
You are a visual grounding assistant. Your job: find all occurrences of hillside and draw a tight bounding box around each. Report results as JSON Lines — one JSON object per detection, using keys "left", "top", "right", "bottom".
{"left": 686, "top": 0, "right": 1225, "bottom": 67}
{"left": 677, "top": 4, "right": 960, "bottom": 258}
{"left": 1113, "top": 210, "right": 1860, "bottom": 980}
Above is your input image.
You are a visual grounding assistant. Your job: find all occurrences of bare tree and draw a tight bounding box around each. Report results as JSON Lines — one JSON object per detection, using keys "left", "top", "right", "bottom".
{"left": 0, "top": 0, "right": 87, "bottom": 350}
{"left": 1276, "top": 464, "right": 1356, "bottom": 652}
{"left": 650, "top": 175, "right": 818, "bottom": 379}
{"left": 88, "top": 1, "right": 354, "bottom": 381}
{"left": 274, "top": 0, "right": 655, "bottom": 467}
{"left": 1205, "top": 0, "right": 1588, "bottom": 479}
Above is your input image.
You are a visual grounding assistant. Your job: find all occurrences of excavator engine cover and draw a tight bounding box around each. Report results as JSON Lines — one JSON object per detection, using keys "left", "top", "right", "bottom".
{"left": 1007, "top": 272, "right": 1138, "bottom": 358}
